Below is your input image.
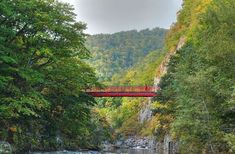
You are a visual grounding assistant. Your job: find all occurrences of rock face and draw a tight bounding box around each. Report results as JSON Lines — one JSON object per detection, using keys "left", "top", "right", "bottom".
{"left": 155, "top": 37, "right": 185, "bottom": 154}
{"left": 139, "top": 98, "right": 153, "bottom": 123}
{"left": 176, "top": 37, "right": 186, "bottom": 51}
{"left": 102, "top": 141, "right": 115, "bottom": 152}
{"left": 163, "top": 135, "right": 179, "bottom": 154}
{"left": 138, "top": 74, "right": 162, "bottom": 123}
{"left": 138, "top": 36, "right": 186, "bottom": 125}
{"left": 104, "top": 37, "right": 186, "bottom": 153}
{"left": 114, "top": 136, "right": 156, "bottom": 149}
{"left": 102, "top": 136, "right": 159, "bottom": 152}
{"left": 137, "top": 37, "right": 186, "bottom": 154}
{"left": 155, "top": 36, "right": 186, "bottom": 86}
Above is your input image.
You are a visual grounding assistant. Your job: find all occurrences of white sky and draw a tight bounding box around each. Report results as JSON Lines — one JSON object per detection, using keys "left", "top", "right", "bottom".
{"left": 60, "top": 0, "right": 183, "bottom": 34}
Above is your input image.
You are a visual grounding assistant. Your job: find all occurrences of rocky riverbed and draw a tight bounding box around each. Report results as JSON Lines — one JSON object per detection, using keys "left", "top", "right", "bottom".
{"left": 0, "top": 136, "right": 163, "bottom": 154}
{"left": 102, "top": 136, "right": 159, "bottom": 152}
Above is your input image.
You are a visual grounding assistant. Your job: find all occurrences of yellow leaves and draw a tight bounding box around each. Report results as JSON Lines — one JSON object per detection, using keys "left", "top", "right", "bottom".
{"left": 139, "top": 114, "right": 173, "bottom": 137}
{"left": 151, "top": 101, "right": 167, "bottom": 109}
{"left": 52, "top": 105, "right": 64, "bottom": 117}
{"left": 41, "top": 87, "right": 50, "bottom": 95}
{"left": 224, "top": 133, "right": 235, "bottom": 152}
{"left": 140, "top": 115, "right": 161, "bottom": 136}
{"left": 95, "top": 108, "right": 109, "bottom": 117}
{"left": 43, "top": 48, "right": 53, "bottom": 56}
{"left": 126, "top": 70, "right": 136, "bottom": 78}
{"left": 138, "top": 101, "right": 175, "bottom": 137}
{"left": 35, "top": 50, "right": 41, "bottom": 56}
{"left": 166, "top": 0, "right": 213, "bottom": 48}
{"left": 36, "top": 48, "right": 53, "bottom": 56}
{"left": 104, "top": 101, "right": 113, "bottom": 108}
{"left": 9, "top": 126, "right": 17, "bottom": 132}
{"left": 187, "top": 0, "right": 213, "bottom": 38}
{"left": 95, "top": 107, "right": 112, "bottom": 123}
{"left": 15, "top": 36, "right": 25, "bottom": 48}
{"left": 195, "top": 0, "right": 212, "bottom": 14}
{"left": 117, "top": 114, "right": 141, "bottom": 136}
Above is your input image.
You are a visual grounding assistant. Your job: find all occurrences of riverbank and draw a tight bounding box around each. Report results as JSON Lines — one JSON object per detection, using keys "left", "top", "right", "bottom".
{"left": 32, "top": 148, "right": 156, "bottom": 154}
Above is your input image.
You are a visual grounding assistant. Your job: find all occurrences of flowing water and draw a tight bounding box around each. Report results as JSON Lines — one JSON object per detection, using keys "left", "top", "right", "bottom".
{"left": 33, "top": 148, "right": 156, "bottom": 154}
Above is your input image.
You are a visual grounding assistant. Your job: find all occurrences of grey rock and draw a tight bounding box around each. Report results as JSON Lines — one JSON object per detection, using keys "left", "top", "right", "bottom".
{"left": 115, "top": 141, "right": 123, "bottom": 147}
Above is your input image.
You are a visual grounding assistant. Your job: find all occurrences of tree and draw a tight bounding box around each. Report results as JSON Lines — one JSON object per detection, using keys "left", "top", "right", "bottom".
{"left": 0, "top": 0, "right": 99, "bottom": 151}
{"left": 157, "top": 0, "right": 235, "bottom": 152}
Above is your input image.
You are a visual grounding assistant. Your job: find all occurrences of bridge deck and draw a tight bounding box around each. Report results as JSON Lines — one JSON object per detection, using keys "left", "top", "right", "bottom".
{"left": 87, "top": 92, "right": 159, "bottom": 97}
{"left": 86, "top": 86, "right": 160, "bottom": 97}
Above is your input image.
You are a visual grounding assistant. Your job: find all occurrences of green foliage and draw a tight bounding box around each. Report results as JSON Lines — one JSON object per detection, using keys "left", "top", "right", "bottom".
{"left": 112, "top": 50, "right": 165, "bottom": 85}
{"left": 0, "top": 0, "right": 100, "bottom": 152}
{"left": 88, "top": 27, "right": 167, "bottom": 139}
{"left": 89, "top": 29, "right": 168, "bottom": 139}
{"left": 157, "top": 0, "right": 235, "bottom": 152}
{"left": 86, "top": 28, "right": 167, "bottom": 82}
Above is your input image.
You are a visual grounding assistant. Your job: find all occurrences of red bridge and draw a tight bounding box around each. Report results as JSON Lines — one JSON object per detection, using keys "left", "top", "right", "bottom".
{"left": 86, "top": 86, "right": 160, "bottom": 97}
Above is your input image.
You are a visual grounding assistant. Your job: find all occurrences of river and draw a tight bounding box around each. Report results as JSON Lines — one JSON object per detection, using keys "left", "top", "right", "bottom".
{"left": 33, "top": 148, "right": 156, "bottom": 154}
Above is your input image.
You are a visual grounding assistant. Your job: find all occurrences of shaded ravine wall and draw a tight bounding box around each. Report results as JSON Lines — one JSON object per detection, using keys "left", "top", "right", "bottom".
{"left": 155, "top": 36, "right": 186, "bottom": 85}
{"left": 138, "top": 36, "right": 186, "bottom": 154}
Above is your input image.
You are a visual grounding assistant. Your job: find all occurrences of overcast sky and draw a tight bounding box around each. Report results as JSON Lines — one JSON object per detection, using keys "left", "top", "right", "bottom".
{"left": 60, "top": 0, "right": 183, "bottom": 34}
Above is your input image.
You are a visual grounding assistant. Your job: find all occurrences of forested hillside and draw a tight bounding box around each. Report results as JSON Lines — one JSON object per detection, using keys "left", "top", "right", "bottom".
{"left": 86, "top": 28, "right": 167, "bottom": 82}
{"left": 94, "top": 50, "right": 163, "bottom": 138}
{"left": 112, "top": 49, "right": 164, "bottom": 86}
{"left": 87, "top": 29, "right": 168, "bottom": 140}
{"left": 153, "top": 0, "right": 235, "bottom": 153}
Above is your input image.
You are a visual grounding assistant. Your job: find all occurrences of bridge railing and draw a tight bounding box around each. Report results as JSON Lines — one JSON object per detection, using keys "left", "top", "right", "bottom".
{"left": 86, "top": 86, "right": 160, "bottom": 93}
